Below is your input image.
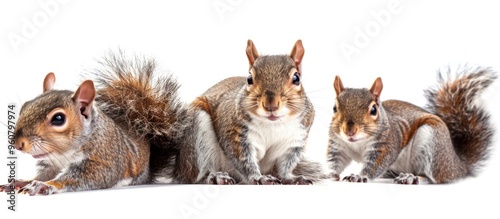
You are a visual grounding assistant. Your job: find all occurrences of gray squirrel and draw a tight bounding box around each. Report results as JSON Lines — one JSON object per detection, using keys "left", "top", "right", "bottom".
{"left": 183, "top": 39, "right": 325, "bottom": 184}
{"left": 0, "top": 57, "right": 186, "bottom": 195}
{"left": 327, "top": 67, "right": 496, "bottom": 184}
{"left": 93, "top": 41, "right": 328, "bottom": 185}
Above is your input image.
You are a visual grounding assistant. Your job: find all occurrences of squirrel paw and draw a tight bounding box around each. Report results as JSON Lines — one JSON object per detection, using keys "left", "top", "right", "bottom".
{"left": 0, "top": 180, "right": 32, "bottom": 192}
{"left": 281, "top": 175, "right": 313, "bottom": 185}
{"left": 342, "top": 174, "right": 368, "bottom": 183}
{"left": 207, "top": 172, "right": 236, "bottom": 185}
{"left": 18, "top": 180, "right": 58, "bottom": 196}
{"left": 394, "top": 173, "right": 419, "bottom": 185}
{"left": 331, "top": 173, "right": 340, "bottom": 181}
{"left": 251, "top": 175, "right": 282, "bottom": 185}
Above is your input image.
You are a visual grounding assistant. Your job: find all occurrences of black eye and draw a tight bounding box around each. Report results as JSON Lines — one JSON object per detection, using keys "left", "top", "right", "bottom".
{"left": 333, "top": 105, "right": 337, "bottom": 113}
{"left": 247, "top": 74, "right": 253, "bottom": 85}
{"left": 292, "top": 72, "right": 300, "bottom": 85}
{"left": 370, "top": 105, "right": 377, "bottom": 116}
{"left": 50, "top": 113, "right": 66, "bottom": 126}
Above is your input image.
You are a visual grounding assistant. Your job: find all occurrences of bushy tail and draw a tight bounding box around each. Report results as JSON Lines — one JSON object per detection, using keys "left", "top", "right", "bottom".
{"left": 89, "top": 50, "right": 189, "bottom": 148}
{"left": 292, "top": 158, "right": 333, "bottom": 183}
{"left": 424, "top": 65, "right": 497, "bottom": 175}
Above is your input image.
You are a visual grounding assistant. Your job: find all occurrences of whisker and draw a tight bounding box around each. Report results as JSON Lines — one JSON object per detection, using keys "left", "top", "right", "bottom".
{"left": 41, "top": 139, "right": 73, "bottom": 168}
{"left": 311, "top": 103, "right": 333, "bottom": 114}
{"left": 307, "top": 96, "right": 334, "bottom": 100}
{"left": 36, "top": 144, "right": 61, "bottom": 168}
{"left": 282, "top": 86, "right": 296, "bottom": 96}
{"left": 311, "top": 117, "right": 331, "bottom": 131}
{"left": 304, "top": 86, "right": 331, "bottom": 94}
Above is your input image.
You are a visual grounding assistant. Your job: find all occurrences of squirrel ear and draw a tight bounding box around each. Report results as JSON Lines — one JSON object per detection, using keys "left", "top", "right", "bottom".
{"left": 72, "top": 80, "right": 96, "bottom": 119}
{"left": 246, "top": 39, "right": 259, "bottom": 66}
{"left": 370, "top": 77, "right": 383, "bottom": 101}
{"left": 290, "top": 40, "right": 305, "bottom": 71}
{"left": 43, "top": 72, "right": 56, "bottom": 92}
{"left": 333, "top": 75, "right": 344, "bottom": 96}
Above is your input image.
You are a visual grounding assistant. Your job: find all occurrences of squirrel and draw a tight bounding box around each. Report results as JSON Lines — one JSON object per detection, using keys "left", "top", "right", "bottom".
{"left": 326, "top": 66, "right": 497, "bottom": 184}
{"left": 0, "top": 52, "right": 186, "bottom": 195}
{"left": 145, "top": 39, "right": 326, "bottom": 185}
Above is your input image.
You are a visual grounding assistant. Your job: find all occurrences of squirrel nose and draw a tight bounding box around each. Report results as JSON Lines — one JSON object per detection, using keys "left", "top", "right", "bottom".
{"left": 15, "top": 137, "right": 27, "bottom": 151}
{"left": 263, "top": 91, "right": 279, "bottom": 112}
{"left": 346, "top": 120, "right": 356, "bottom": 136}
{"left": 264, "top": 105, "right": 278, "bottom": 112}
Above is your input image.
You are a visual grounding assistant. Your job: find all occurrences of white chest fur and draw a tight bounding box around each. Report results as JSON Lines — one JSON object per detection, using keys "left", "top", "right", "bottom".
{"left": 51, "top": 149, "right": 86, "bottom": 179}
{"left": 336, "top": 135, "right": 376, "bottom": 163}
{"left": 246, "top": 115, "right": 307, "bottom": 174}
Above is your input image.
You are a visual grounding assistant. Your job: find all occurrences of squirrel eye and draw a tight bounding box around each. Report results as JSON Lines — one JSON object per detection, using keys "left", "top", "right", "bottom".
{"left": 247, "top": 74, "right": 254, "bottom": 85}
{"left": 370, "top": 105, "right": 377, "bottom": 116}
{"left": 333, "top": 105, "right": 337, "bottom": 113}
{"left": 50, "top": 113, "right": 66, "bottom": 126}
{"left": 292, "top": 72, "right": 300, "bottom": 85}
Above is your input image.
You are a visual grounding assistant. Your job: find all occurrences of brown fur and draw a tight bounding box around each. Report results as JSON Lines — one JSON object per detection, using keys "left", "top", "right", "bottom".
{"left": 1, "top": 72, "right": 151, "bottom": 195}
{"left": 327, "top": 67, "right": 496, "bottom": 184}
{"left": 89, "top": 51, "right": 190, "bottom": 182}
{"left": 163, "top": 40, "right": 324, "bottom": 184}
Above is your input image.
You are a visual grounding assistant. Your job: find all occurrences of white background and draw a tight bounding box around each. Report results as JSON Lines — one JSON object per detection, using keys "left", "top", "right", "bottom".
{"left": 1, "top": 0, "right": 499, "bottom": 218}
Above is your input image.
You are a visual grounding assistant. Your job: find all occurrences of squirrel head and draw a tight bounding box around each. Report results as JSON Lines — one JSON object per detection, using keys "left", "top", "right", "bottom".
{"left": 14, "top": 72, "right": 96, "bottom": 159}
{"left": 331, "top": 76, "right": 383, "bottom": 143}
{"left": 244, "top": 39, "right": 306, "bottom": 122}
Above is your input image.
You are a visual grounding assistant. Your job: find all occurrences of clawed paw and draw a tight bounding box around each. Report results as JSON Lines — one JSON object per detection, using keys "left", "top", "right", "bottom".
{"left": 281, "top": 175, "right": 313, "bottom": 185}
{"left": 252, "top": 175, "right": 282, "bottom": 185}
{"left": 18, "top": 180, "right": 57, "bottom": 196}
{"left": 0, "top": 180, "right": 32, "bottom": 193}
{"left": 342, "top": 174, "right": 368, "bottom": 183}
{"left": 394, "top": 173, "right": 419, "bottom": 185}
{"left": 207, "top": 172, "right": 236, "bottom": 185}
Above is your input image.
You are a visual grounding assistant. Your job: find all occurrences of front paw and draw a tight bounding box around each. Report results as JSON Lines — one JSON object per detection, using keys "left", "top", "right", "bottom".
{"left": 281, "top": 175, "right": 313, "bottom": 185}
{"left": 330, "top": 173, "right": 340, "bottom": 181}
{"left": 0, "top": 180, "right": 32, "bottom": 192}
{"left": 394, "top": 173, "right": 419, "bottom": 185}
{"left": 207, "top": 172, "right": 236, "bottom": 185}
{"left": 251, "top": 175, "right": 282, "bottom": 185}
{"left": 18, "top": 180, "right": 58, "bottom": 196}
{"left": 342, "top": 174, "right": 368, "bottom": 183}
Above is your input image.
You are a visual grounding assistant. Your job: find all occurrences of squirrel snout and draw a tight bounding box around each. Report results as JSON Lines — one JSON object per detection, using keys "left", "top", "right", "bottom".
{"left": 264, "top": 105, "right": 278, "bottom": 112}
{"left": 262, "top": 91, "right": 280, "bottom": 112}
{"left": 15, "top": 137, "right": 31, "bottom": 152}
{"left": 345, "top": 120, "right": 358, "bottom": 137}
